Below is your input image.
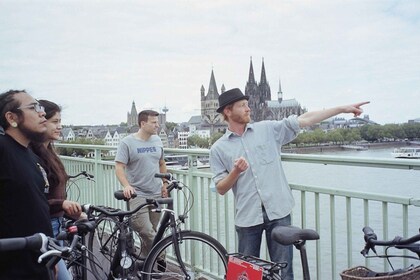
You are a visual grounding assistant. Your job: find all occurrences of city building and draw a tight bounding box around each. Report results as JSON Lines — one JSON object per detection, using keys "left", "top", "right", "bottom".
{"left": 244, "top": 57, "right": 306, "bottom": 121}
{"left": 200, "top": 70, "right": 226, "bottom": 134}
{"left": 127, "top": 101, "right": 138, "bottom": 127}
{"left": 192, "top": 58, "right": 308, "bottom": 139}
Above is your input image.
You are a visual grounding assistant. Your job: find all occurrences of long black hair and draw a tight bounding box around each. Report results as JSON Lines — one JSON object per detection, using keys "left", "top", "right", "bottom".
{"left": 30, "top": 100, "right": 68, "bottom": 191}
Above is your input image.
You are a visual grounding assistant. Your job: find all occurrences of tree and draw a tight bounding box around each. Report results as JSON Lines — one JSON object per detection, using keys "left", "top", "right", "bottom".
{"left": 57, "top": 138, "right": 105, "bottom": 157}
{"left": 402, "top": 123, "right": 420, "bottom": 139}
{"left": 187, "top": 135, "right": 209, "bottom": 148}
{"left": 210, "top": 132, "right": 224, "bottom": 146}
{"left": 327, "top": 130, "right": 344, "bottom": 144}
{"left": 165, "top": 122, "right": 178, "bottom": 132}
{"left": 360, "top": 125, "right": 383, "bottom": 142}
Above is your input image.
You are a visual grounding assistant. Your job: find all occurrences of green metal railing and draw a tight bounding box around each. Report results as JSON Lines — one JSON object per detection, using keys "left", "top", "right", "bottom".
{"left": 56, "top": 143, "right": 420, "bottom": 280}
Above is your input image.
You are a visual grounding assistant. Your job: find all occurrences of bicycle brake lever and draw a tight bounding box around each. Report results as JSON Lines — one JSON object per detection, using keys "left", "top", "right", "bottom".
{"left": 178, "top": 215, "right": 187, "bottom": 223}
{"left": 38, "top": 249, "right": 63, "bottom": 263}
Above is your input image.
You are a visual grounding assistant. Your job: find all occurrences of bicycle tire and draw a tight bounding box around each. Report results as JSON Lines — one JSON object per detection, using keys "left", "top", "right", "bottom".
{"left": 66, "top": 256, "right": 83, "bottom": 280}
{"left": 142, "top": 230, "right": 228, "bottom": 280}
{"left": 88, "top": 215, "right": 120, "bottom": 278}
{"left": 88, "top": 215, "right": 142, "bottom": 279}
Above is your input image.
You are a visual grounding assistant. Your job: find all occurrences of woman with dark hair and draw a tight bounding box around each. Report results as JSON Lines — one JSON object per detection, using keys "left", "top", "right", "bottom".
{"left": 30, "top": 99, "right": 82, "bottom": 280}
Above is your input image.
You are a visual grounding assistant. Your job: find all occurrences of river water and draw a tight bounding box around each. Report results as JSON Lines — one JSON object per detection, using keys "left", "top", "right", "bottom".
{"left": 284, "top": 146, "right": 419, "bottom": 196}
{"left": 281, "top": 146, "right": 420, "bottom": 279}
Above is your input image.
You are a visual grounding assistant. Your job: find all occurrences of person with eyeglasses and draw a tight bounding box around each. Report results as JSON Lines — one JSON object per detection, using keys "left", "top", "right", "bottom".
{"left": 0, "top": 90, "right": 53, "bottom": 279}
{"left": 30, "top": 99, "right": 83, "bottom": 280}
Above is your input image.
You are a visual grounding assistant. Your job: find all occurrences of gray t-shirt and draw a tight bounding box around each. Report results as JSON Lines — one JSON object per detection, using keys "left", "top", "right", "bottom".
{"left": 210, "top": 116, "right": 300, "bottom": 227}
{"left": 115, "top": 134, "right": 163, "bottom": 197}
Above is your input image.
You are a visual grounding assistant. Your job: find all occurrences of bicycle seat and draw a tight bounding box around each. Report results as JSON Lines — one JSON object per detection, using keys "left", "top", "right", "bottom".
{"left": 271, "top": 226, "right": 319, "bottom": 245}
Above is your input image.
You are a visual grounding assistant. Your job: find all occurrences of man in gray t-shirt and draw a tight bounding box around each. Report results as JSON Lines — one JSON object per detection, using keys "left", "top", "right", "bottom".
{"left": 115, "top": 110, "right": 168, "bottom": 257}
{"left": 210, "top": 88, "right": 369, "bottom": 280}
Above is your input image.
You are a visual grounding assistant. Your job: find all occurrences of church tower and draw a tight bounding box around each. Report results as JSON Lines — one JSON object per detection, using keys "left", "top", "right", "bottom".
{"left": 258, "top": 58, "right": 271, "bottom": 102}
{"left": 278, "top": 78, "right": 283, "bottom": 103}
{"left": 127, "top": 101, "right": 138, "bottom": 127}
{"left": 200, "top": 69, "right": 226, "bottom": 133}
{"left": 245, "top": 57, "right": 260, "bottom": 121}
{"left": 201, "top": 69, "right": 223, "bottom": 126}
{"left": 245, "top": 57, "right": 271, "bottom": 122}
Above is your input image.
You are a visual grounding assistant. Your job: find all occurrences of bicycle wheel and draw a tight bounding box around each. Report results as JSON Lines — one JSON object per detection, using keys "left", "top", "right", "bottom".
{"left": 66, "top": 255, "right": 83, "bottom": 280}
{"left": 142, "top": 230, "right": 228, "bottom": 280}
{"left": 88, "top": 215, "right": 120, "bottom": 278}
{"left": 88, "top": 215, "right": 142, "bottom": 279}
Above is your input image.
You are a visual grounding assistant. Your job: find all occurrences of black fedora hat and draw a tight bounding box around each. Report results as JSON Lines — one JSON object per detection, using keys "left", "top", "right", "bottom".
{"left": 216, "top": 88, "right": 249, "bottom": 113}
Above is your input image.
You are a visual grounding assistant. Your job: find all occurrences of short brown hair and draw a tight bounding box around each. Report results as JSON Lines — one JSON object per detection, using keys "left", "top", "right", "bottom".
{"left": 138, "top": 110, "right": 159, "bottom": 127}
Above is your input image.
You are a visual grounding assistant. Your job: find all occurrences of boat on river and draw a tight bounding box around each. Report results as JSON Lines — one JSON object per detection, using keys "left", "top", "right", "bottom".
{"left": 391, "top": 147, "right": 420, "bottom": 159}
{"left": 341, "top": 145, "right": 368, "bottom": 151}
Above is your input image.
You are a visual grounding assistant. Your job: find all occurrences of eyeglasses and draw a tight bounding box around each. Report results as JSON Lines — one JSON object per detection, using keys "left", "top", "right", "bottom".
{"left": 17, "top": 103, "right": 45, "bottom": 113}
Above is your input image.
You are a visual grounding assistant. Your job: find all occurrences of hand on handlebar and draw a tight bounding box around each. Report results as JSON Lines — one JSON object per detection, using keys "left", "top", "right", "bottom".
{"left": 62, "top": 200, "right": 82, "bottom": 217}
{"left": 161, "top": 185, "right": 168, "bottom": 198}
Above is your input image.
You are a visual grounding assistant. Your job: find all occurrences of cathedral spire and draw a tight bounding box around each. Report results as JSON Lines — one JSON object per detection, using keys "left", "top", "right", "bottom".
{"left": 260, "top": 57, "right": 267, "bottom": 84}
{"left": 258, "top": 57, "right": 271, "bottom": 102}
{"left": 207, "top": 69, "right": 219, "bottom": 99}
{"left": 248, "top": 57, "right": 256, "bottom": 84}
{"left": 278, "top": 78, "right": 283, "bottom": 103}
{"left": 130, "top": 101, "right": 137, "bottom": 114}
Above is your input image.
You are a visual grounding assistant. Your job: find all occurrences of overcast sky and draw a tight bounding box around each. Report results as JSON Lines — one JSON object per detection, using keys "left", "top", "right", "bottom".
{"left": 1, "top": 0, "right": 419, "bottom": 126}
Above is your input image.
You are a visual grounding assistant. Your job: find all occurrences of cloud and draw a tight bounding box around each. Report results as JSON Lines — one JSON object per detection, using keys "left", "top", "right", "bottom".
{"left": 1, "top": 0, "right": 419, "bottom": 125}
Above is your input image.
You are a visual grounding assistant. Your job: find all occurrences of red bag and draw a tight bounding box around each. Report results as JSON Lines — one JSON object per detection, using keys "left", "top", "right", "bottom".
{"left": 227, "top": 255, "right": 264, "bottom": 280}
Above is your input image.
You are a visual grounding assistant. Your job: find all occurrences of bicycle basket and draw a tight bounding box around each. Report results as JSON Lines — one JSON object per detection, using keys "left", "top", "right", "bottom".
{"left": 340, "top": 266, "right": 420, "bottom": 280}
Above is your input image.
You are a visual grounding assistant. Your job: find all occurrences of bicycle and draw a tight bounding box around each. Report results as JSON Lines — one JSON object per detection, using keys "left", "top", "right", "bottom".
{"left": 340, "top": 226, "right": 420, "bottom": 279}
{"left": 0, "top": 232, "right": 82, "bottom": 280}
{"left": 87, "top": 172, "right": 228, "bottom": 279}
{"left": 66, "top": 171, "right": 95, "bottom": 202}
{"left": 226, "top": 225, "right": 319, "bottom": 280}
{"left": 61, "top": 171, "right": 99, "bottom": 280}
{"left": 60, "top": 217, "right": 103, "bottom": 280}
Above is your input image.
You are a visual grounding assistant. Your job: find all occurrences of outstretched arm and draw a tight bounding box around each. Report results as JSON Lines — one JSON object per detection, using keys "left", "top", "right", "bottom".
{"left": 298, "top": 101, "right": 370, "bottom": 128}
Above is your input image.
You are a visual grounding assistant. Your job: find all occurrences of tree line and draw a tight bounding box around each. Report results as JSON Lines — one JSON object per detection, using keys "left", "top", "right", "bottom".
{"left": 187, "top": 123, "right": 420, "bottom": 148}
{"left": 56, "top": 122, "right": 420, "bottom": 154}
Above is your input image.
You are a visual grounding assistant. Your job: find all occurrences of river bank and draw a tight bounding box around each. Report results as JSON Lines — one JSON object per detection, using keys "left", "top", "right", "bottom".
{"left": 281, "top": 141, "right": 407, "bottom": 154}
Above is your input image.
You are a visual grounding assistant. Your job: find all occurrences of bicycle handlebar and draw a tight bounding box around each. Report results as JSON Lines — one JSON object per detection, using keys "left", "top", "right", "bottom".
{"left": 154, "top": 173, "right": 173, "bottom": 181}
{"left": 0, "top": 233, "right": 79, "bottom": 263}
{"left": 116, "top": 173, "right": 181, "bottom": 202}
{"left": 0, "top": 233, "right": 48, "bottom": 252}
{"left": 83, "top": 197, "right": 174, "bottom": 218}
{"left": 154, "top": 172, "right": 180, "bottom": 193}
{"left": 361, "top": 226, "right": 420, "bottom": 256}
{"left": 67, "top": 171, "right": 94, "bottom": 180}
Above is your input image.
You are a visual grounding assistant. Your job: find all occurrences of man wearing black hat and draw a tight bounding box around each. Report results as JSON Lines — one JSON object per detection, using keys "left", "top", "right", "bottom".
{"left": 210, "top": 88, "right": 369, "bottom": 280}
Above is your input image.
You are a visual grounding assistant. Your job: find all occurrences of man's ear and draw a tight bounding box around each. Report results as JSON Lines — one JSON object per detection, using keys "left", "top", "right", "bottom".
{"left": 223, "top": 107, "right": 231, "bottom": 117}
{"left": 5, "top": 111, "right": 18, "bottom": 126}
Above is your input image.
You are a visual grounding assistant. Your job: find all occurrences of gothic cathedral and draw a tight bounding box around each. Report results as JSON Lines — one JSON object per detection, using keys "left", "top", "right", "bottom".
{"left": 200, "top": 58, "right": 306, "bottom": 128}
